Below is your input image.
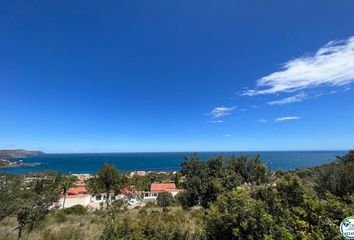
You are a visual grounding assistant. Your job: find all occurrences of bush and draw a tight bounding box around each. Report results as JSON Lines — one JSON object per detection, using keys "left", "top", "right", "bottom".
{"left": 54, "top": 211, "right": 67, "bottom": 223}
{"left": 100, "top": 211, "right": 203, "bottom": 240}
{"left": 138, "top": 208, "right": 147, "bottom": 216}
{"left": 62, "top": 205, "right": 88, "bottom": 215}
{"left": 144, "top": 201, "right": 157, "bottom": 208}
{"left": 156, "top": 192, "right": 174, "bottom": 210}
{"left": 176, "top": 191, "right": 190, "bottom": 210}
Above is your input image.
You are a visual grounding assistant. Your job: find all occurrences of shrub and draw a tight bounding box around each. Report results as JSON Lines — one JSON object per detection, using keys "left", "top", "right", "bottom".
{"left": 156, "top": 192, "right": 174, "bottom": 210}
{"left": 176, "top": 191, "right": 190, "bottom": 210}
{"left": 144, "top": 201, "right": 157, "bottom": 208}
{"left": 54, "top": 211, "right": 67, "bottom": 223}
{"left": 63, "top": 205, "right": 88, "bottom": 215}
{"left": 138, "top": 208, "right": 147, "bottom": 216}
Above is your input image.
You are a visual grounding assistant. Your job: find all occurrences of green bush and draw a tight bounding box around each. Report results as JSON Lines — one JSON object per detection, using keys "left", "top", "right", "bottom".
{"left": 100, "top": 211, "right": 204, "bottom": 240}
{"left": 157, "top": 192, "right": 174, "bottom": 210}
{"left": 176, "top": 191, "right": 190, "bottom": 209}
{"left": 138, "top": 208, "right": 147, "bottom": 216}
{"left": 62, "top": 205, "right": 88, "bottom": 215}
{"left": 144, "top": 201, "right": 157, "bottom": 208}
{"left": 54, "top": 211, "right": 67, "bottom": 223}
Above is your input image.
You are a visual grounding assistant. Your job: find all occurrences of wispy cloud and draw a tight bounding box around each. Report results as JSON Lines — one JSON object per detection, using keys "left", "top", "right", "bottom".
{"left": 209, "top": 106, "right": 236, "bottom": 118}
{"left": 268, "top": 92, "right": 307, "bottom": 105}
{"left": 243, "top": 36, "right": 354, "bottom": 96}
{"left": 343, "top": 87, "right": 351, "bottom": 92}
{"left": 275, "top": 116, "right": 300, "bottom": 122}
{"left": 224, "top": 134, "right": 232, "bottom": 137}
{"left": 259, "top": 118, "right": 267, "bottom": 123}
{"left": 207, "top": 120, "right": 224, "bottom": 123}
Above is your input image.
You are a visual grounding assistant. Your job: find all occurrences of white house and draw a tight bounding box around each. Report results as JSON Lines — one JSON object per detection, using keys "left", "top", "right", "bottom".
{"left": 59, "top": 186, "right": 91, "bottom": 208}
{"left": 143, "top": 183, "right": 183, "bottom": 203}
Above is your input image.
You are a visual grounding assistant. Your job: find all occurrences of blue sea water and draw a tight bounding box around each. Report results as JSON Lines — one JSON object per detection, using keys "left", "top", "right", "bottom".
{"left": 0, "top": 151, "right": 346, "bottom": 174}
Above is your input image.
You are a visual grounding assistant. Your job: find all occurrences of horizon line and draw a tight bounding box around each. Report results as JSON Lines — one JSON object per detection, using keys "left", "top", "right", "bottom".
{"left": 40, "top": 149, "right": 348, "bottom": 154}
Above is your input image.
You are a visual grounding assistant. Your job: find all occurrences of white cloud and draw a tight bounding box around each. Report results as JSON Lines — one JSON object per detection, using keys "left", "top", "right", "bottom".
{"left": 268, "top": 92, "right": 307, "bottom": 105}
{"left": 207, "top": 120, "right": 224, "bottom": 123}
{"left": 344, "top": 87, "right": 351, "bottom": 92}
{"left": 224, "top": 134, "right": 232, "bottom": 137}
{"left": 209, "top": 106, "right": 236, "bottom": 118}
{"left": 243, "top": 36, "right": 354, "bottom": 96}
{"left": 275, "top": 116, "right": 300, "bottom": 122}
{"left": 259, "top": 118, "right": 267, "bottom": 123}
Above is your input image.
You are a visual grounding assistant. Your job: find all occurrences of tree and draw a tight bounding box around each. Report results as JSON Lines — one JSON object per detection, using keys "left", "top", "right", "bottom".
{"left": 15, "top": 175, "right": 59, "bottom": 239}
{"left": 129, "top": 175, "right": 150, "bottom": 191}
{"left": 176, "top": 191, "right": 189, "bottom": 210}
{"left": 0, "top": 174, "right": 22, "bottom": 221}
{"left": 180, "top": 154, "right": 209, "bottom": 208}
{"left": 205, "top": 188, "right": 276, "bottom": 240}
{"left": 58, "top": 174, "right": 78, "bottom": 208}
{"left": 156, "top": 192, "right": 174, "bottom": 210}
{"left": 88, "top": 163, "right": 126, "bottom": 207}
{"left": 297, "top": 149, "right": 354, "bottom": 199}
{"left": 107, "top": 200, "right": 127, "bottom": 223}
{"left": 180, "top": 154, "right": 267, "bottom": 208}
{"left": 174, "top": 171, "right": 181, "bottom": 189}
{"left": 227, "top": 154, "right": 267, "bottom": 184}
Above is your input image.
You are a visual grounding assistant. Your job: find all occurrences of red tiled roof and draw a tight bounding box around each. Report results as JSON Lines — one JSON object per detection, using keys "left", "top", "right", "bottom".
{"left": 65, "top": 194, "right": 90, "bottom": 199}
{"left": 151, "top": 183, "right": 176, "bottom": 192}
{"left": 67, "top": 186, "right": 87, "bottom": 195}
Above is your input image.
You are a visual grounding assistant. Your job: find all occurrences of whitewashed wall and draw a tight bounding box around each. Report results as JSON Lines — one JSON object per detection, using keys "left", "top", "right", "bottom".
{"left": 59, "top": 196, "right": 91, "bottom": 208}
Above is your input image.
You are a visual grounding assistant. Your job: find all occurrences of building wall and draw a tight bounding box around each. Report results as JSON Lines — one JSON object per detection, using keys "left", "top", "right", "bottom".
{"left": 142, "top": 191, "right": 181, "bottom": 203}
{"left": 59, "top": 196, "right": 91, "bottom": 208}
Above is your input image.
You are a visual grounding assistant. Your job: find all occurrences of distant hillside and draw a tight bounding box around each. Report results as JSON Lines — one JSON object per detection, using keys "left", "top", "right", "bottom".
{"left": 0, "top": 149, "right": 45, "bottom": 158}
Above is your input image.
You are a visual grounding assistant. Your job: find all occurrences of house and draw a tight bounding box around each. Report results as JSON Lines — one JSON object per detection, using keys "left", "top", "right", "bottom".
{"left": 129, "top": 171, "right": 147, "bottom": 177}
{"left": 143, "top": 183, "right": 183, "bottom": 203}
{"left": 59, "top": 177, "right": 144, "bottom": 208}
{"left": 90, "top": 187, "right": 136, "bottom": 203}
{"left": 59, "top": 186, "right": 91, "bottom": 208}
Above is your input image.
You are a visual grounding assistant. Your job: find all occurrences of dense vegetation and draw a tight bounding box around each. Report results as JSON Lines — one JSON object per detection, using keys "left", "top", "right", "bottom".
{"left": 0, "top": 150, "right": 354, "bottom": 239}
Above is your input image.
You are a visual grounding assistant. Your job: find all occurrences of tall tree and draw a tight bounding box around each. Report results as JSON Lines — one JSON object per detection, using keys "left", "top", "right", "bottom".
{"left": 0, "top": 174, "right": 22, "bottom": 222}
{"left": 15, "top": 174, "right": 59, "bottom": 239}
{"left": 174, "top": 171, "right": 181, "bottom": 189}
{"left": 88, "top": 163, "right": 125, "bottom": 207}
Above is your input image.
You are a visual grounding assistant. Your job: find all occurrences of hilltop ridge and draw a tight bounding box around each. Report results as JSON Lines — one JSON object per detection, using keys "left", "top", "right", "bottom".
{"left": 0, "top": 149, "right": 45, "bottom": 158}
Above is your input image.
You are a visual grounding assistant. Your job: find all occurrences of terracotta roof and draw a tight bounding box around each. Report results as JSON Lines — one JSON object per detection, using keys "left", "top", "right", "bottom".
{"left": 64, "top": 194, "right": 90, "bottom": 199}
{"left": 151, "top": 183, "right": 176, "bottom": 192}
{"left": 67, "top": 186, "right": 88, "bottom": 195}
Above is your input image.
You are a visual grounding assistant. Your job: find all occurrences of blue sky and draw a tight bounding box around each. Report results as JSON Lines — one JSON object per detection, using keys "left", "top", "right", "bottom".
{"left": 1, "top": 0, "right": 354, "bottom": 153}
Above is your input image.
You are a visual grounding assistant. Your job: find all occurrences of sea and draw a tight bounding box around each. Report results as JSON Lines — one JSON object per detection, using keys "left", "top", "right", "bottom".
{"left": 0, "top": 151, "right": 346, "bottom": 174}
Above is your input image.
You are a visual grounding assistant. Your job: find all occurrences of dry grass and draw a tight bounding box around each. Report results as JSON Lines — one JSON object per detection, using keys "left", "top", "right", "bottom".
{"left": 0, "top": 212, "right": 105, "bottom": 240}
{"left": 0, "top": 206, "right": 201, "bottom": 240}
